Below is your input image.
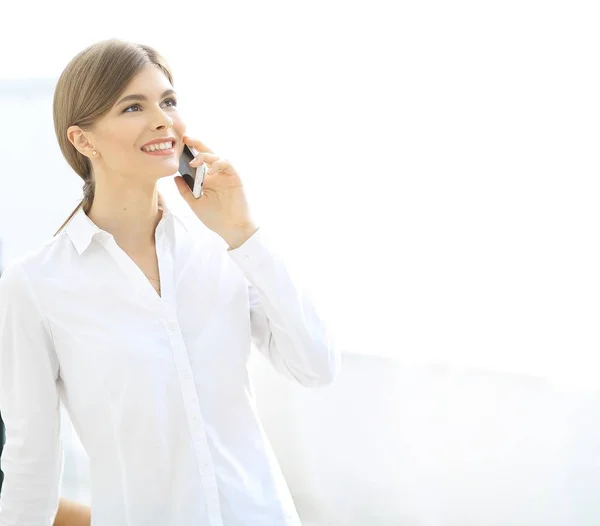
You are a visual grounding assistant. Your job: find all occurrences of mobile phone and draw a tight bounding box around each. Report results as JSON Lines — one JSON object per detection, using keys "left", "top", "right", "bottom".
{"left": 178, "top": 144, "right": 207, "bottom": 198}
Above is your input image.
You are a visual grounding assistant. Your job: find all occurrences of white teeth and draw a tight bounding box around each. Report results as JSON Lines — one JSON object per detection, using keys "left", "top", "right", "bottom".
{"left": 143, "top": 141, "right": 173, "bottom": 152}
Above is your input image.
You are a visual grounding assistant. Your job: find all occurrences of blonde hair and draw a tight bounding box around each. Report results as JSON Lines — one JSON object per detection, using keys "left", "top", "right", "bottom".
{"left": 53, "top": 38, "right": 174, "bottom": 235}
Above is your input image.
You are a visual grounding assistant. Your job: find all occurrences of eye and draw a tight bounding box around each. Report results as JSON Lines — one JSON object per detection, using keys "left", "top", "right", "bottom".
{"left": 123, "top": 104, "right": 141, "bottom": 113}
{"left": 123, "top": 98, "right": 178, "bottom": 113}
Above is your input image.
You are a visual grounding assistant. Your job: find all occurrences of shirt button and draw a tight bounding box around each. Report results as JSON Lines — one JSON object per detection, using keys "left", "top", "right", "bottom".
{"left": 244, "top": 254, "right": 250, "bottom": 263}
{"left": 166, "top": 321, "right": 178, "bottom": 332}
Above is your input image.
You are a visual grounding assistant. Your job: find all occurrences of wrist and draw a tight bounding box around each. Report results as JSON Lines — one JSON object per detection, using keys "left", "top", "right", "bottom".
{"left": 221, "top": 223, "right": 259, "bottom": 250}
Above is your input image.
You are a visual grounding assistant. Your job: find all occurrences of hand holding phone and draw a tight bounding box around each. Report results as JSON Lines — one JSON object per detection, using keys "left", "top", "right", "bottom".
{"left": 178, "top": 144, "right": 207, "bottom": 198}
{"left": 174, "top": 136, "right": 256, "bottom": 248}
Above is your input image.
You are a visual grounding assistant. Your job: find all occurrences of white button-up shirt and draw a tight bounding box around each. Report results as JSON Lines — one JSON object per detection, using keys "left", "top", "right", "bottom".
{"left": 0, "top": 192, "right": 340, "bottom": 526}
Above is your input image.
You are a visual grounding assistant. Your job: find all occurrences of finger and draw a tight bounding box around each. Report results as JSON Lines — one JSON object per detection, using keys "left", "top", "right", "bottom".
{"left": 182, "top": 135, "right": 215, "bottom": 155}
{"left": 208, "top": 159, "right": 235, "bottom": 176}
{"left": 189, "top": 152, "right": 219, "bottom": 166}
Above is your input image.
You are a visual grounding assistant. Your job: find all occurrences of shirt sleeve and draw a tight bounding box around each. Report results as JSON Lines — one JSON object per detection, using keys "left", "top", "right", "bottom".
{"left": 228, "top": 228, "right": 341, "bottom": 387}
{"left": 0, "top": 263, "right": 63, "bottom": 526}
{"left": 0, "top": 412, "right": 5, "bottom": 495}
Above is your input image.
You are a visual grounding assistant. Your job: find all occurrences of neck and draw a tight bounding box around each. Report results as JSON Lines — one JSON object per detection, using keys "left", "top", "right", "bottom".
{"left": 87, "top": 178, "right": 163, "bottom": 254}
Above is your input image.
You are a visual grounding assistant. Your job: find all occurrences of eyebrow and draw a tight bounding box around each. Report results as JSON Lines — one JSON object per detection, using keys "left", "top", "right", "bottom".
{"left": 116, "top": 88, "right": 176, "bottom": 106}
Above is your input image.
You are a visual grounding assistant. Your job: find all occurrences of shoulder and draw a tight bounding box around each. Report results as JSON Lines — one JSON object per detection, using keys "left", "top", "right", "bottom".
{"left": 0, "top": 261, "right": 34, "bottom": 314}
{"left": 0, "top": 234, "right": 72, "bottom": 302}
{"left": 0, "top": 235, "right": 77, "bottom": 331}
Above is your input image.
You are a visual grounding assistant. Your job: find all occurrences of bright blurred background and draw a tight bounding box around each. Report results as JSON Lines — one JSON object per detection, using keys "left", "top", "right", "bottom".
{"left": 1, "top": 1, "right": 599, "bottom": 524}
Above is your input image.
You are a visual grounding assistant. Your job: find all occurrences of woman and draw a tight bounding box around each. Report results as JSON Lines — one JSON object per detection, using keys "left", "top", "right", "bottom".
{"left": 0, "top": 39, "right": 340, "bottom": 525}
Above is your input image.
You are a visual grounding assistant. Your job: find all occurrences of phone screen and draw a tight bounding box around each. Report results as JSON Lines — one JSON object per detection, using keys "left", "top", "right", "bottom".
{"left": 178, "top": 144, "right": 206, "bottom": 198}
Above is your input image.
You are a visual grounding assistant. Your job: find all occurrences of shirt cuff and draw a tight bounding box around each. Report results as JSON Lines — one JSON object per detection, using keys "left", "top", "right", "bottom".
{"left": 227, "top": 227, "right": 275, "bottom": 274}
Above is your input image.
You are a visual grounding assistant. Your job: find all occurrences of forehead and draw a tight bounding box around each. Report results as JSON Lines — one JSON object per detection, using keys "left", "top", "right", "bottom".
{"left": 122, "top": 65, "right": 172, "bottom": 95}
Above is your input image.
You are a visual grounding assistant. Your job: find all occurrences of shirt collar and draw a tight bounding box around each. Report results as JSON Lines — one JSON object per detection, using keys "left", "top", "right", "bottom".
{"left": 64, "top": 205, "right": 103, "bottom": 255}
{"left": 64, "top": 192, "right": 189, "bottom": 256}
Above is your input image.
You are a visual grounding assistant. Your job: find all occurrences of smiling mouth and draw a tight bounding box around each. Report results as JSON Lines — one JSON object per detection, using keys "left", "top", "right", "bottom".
{"left": 141, "top": 140, "right": 175, "bottom": 153}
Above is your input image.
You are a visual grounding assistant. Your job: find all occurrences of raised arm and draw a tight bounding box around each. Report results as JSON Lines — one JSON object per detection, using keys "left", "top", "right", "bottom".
{"left": 229, "top": 229, "right": 341, "bottom": 387}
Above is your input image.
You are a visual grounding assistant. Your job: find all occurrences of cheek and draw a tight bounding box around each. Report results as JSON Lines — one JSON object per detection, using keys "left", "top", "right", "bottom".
{"left": 175, "top": 118, "right": 186, "bottom": 136}
{"left": 105, "top": 126, "right": 138, "bottom": 154}
{"left": 175, "top": 120, "right": 187, "bottom": 152}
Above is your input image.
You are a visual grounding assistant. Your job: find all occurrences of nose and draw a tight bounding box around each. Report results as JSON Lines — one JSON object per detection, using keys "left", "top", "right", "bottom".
{"left": 156, "top": 118, "right": 173, "bottom": 131}
{"left": 152, "top": 107, "right": 174, "bottom": 131}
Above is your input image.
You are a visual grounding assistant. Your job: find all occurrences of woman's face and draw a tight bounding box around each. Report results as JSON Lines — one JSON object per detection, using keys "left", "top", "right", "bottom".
{"left": 78, "top": 64, "right": 186, "bottom": 186}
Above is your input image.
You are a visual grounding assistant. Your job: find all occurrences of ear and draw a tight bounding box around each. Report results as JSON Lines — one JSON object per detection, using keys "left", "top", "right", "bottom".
{"left": 67, "top": 126, "right": 96, "bottom": 158}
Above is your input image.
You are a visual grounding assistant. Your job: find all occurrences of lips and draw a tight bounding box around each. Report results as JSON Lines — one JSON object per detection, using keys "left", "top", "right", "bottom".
{"left": 141, "top": 137, "right": 176, "bottom": 150}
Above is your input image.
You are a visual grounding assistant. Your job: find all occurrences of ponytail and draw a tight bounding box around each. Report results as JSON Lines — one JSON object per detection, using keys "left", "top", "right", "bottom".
{"left": 54, "top": 178, "right": 95, "bottom": 236}
{"left": 54, "top": 200, "right": 84, "bottom": 237}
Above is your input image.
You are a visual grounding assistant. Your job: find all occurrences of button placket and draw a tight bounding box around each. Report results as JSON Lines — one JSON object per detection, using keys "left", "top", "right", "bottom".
{"left": 156, "top": 226, "right": 221, "bottom": 523}
{"left": 168, "top": 330, "right": 220, "bottom": 521}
